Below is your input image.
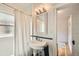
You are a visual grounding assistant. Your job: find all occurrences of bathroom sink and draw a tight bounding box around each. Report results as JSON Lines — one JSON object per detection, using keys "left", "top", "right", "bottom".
{"left": 29, "top": 40, "right": 47, "bottom": 49}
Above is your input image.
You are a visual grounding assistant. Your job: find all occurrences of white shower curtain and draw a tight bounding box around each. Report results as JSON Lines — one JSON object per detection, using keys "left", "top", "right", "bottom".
{"left": 14, "top": 10, "right": 32, "bottom": 56}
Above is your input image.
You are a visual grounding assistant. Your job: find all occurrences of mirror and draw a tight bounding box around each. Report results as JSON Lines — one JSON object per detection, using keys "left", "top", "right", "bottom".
{"left": 36, "top": 12, "right": 48, "bottom": 34}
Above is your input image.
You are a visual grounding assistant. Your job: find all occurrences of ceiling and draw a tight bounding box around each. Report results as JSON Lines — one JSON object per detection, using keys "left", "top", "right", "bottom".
{"left": 6, "top": 3, "right": 68, "bottom": 15}
{"left": 6, "top": 3, "right": 33, "bottom": 15}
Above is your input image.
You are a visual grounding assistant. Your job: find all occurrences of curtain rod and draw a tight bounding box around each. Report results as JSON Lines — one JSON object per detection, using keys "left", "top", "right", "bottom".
{"left": 2, "top": 3, "right": 32, "bottom": 16}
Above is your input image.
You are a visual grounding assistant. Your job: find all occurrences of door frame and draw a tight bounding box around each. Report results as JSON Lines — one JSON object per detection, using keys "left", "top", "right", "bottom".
{"left": 68, "top": 15, "right": 73, "bottom": 55}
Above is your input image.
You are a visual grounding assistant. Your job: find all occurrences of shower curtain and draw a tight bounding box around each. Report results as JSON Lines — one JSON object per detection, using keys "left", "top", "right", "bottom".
{"left": 14, "top": 10, "right": 32, "bottom": 56}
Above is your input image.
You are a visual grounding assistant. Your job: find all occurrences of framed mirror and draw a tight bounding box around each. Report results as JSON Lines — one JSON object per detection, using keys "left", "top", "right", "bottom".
{"left": 36, "top": 12, "right": 48, "bottom": 34}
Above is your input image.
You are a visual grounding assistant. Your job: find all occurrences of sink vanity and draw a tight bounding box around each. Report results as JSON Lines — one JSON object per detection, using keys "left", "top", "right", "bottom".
{"left": 29, "top": 40, "right": 47, "bottom": 56}
{"left": 29, "top": 35, "right": 53, "bottom": 56}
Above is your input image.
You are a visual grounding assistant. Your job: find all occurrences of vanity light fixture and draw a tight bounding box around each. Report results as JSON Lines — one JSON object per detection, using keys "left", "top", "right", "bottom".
{"left": 39, "top": 9, "right": 42, "bottom": 14}
{"left": 34, "top": 4, "right": 51, "bottom": 15}
{"left": 43, "top": 8, "right": 47, "bottom": 12}
{"left": 35, "top": 11, "right": 38, "bottom": 15}
{"left": 35, "top": 8, "right": 40, "bottom": 15}
{"left": 35, "top": 7, "right": 47, "bottom": 15}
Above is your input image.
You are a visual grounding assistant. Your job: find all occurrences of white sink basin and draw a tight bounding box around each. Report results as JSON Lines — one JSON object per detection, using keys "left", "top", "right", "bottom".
{"left": 29, "top": 40, "right": 47, "bottom": 49}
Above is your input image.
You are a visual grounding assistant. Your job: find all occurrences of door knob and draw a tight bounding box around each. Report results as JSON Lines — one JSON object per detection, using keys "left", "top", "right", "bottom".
{"left": 72, "top": 40, "right": 75, "bottom": 45}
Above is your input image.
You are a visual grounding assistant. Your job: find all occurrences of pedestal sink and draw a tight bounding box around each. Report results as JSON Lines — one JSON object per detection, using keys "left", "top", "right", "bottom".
{"left": 29, "top": 40, "right": 47, "bottom": 56}
{"left": 29, "top": 40, "right": 47, "bottom": 49}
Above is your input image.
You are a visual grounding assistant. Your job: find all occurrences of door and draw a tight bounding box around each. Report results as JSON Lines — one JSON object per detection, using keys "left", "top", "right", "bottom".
{"left": 68, "top": 14, "right": 79, "bottom": 56}
{"left": 72, "top": 13, "right": 79, "bottom": 56}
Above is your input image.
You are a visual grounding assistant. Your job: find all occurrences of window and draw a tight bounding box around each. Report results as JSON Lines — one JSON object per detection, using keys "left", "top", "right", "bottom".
{"left": 0, "top": 12, "right": 14, "bottom": 36}
{"left": 0, "top": 12, "right": 14, "bottom": 56}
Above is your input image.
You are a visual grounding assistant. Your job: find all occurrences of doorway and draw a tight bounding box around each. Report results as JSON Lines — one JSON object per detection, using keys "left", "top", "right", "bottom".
{"left": 57, "top": 3, "right": 79, "bottom": 56}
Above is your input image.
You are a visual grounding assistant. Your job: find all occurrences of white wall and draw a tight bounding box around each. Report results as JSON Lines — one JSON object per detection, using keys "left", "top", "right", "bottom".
{"left": 47, "top": 8, "right": 57, "bottom": 56}
{"left": 0, "top": 37, "right": 13, "bottom": 56}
